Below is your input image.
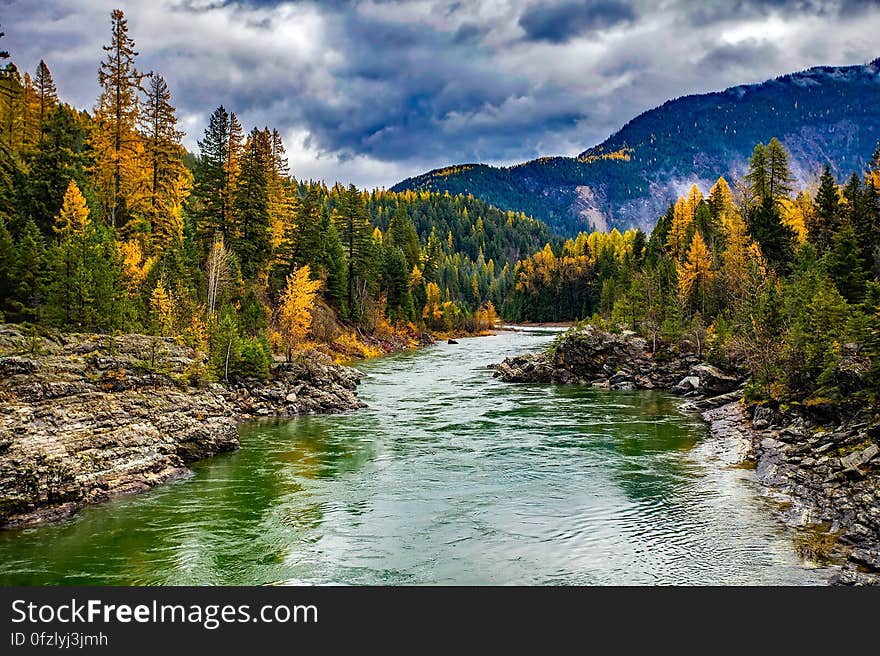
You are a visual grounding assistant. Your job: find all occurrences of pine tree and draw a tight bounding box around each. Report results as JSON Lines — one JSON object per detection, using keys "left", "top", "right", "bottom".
{"left": 320, "top": 213, "right": 347, "bottom": 315}
{"left": 209, "top": 309, "right": 242, "bottom": 382}
{"left": 9, "top": 219, "right": 47, "bottom": 322}
{"left": 766, "top": 137, "right": 794, "bottom": 202}
{"left": 332, "top": 184, "right": 373, "bottom": 315}
{"left": 0, "top": 215, "right": 13, "bottom": 316}
{"left": 746, "top": 138, "right": 794, "bottom": 208}
{"left": 647, "top": 204, "right": 674, "bottom": 261}
{"left": 33, "top": 59, "right": 57, "bottom": 137}
{"left": 748, "top": 196, "right": 796, "bottom": 270}
{"left": 271, "top": 128, "right": 289, "bottom": 180}
{"left": 383, "top": 245, "right": 414, "bottom": 322}
{"left": 808, "top": 165, "right": 841, "bottom": 252}
{"left": 746, "top": 142, "right": 769, "bottom": 202}
{"left": 823, "top": 220, "right": 867, "bottom": 303}
{"left": 387, "top": 204, "right": 420, "bottom": 270}
{"left": 140, "top": 74, "right": 190, "bottom": 251}
{"left": 193, "top": 106, "right": 231, "bottom": 241}
{"left": 422, "top": 226, "right": 443, "bottom": 283}
{"left": 861, "top": 177, "right": 880, "bottom": 274}
{"left": 232, "top": 128, "right": 271, "bottom": 278}
{"left": 92, "top": 9, "right": 147, "bottom": 228}
{"left": 22, "top": 104, "right": 88, "bottom": 234}
{"left": 225, "top": 112, "right": 243, "bottom": 226}
{"left": 842, "top": 172, "right": 875, "bottom": 270}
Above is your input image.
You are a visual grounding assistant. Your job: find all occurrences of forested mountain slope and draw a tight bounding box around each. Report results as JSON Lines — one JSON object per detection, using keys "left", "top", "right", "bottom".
{"left": 393, "top": 59, "right": 880, "bottom": 235}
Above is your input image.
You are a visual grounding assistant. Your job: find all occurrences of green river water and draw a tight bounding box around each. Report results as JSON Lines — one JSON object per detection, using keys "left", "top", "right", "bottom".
{"left": 0, "top": 327, "right": 828, "bottom": 585}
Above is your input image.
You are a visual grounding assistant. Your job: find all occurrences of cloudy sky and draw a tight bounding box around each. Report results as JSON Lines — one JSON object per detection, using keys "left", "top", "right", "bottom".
{"left": 3, "top": 0, "right": 880, "bottom": 188}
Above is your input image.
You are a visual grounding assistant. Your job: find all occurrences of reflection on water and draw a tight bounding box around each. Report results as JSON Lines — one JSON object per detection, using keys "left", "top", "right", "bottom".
{"left": 0, "top": 328, "right": 829, "bottom": 585}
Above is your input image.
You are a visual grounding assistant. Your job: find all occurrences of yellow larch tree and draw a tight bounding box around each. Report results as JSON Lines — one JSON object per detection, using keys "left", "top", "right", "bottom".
{"left": 409, "top": 265, "right": 424, "bottom": 289}
{"left": 149, "top": 279, "right": 175, "bottom": 336}
{"left": 685, "top": 184, "right": 703, "bottom": 215}
{"left": 668, "top": 184, "right": 705, "bottom": 259}
{"left": 779, "top": 192, "right": 811, "bottom": 244}
{"left": 474, "top": 301, "right": 499, "bottom": 331}
{"left": 677, "top": 231, "right": 715, "bottom": 311}
{"left": 276, "top": 265, "right": 321, "bottom": 360}
{"left": 91, "top": 9, "right": 150, "bottom": 229}
{"left": 423, "top": 281, "right": 443, "bottom": 327}
{"left": 54, "top": 180, "right": 91, "bottom": 237}
{"left": 720, "top": 213, "right": 765, "bottom": 309}
{"left": 119, "top": 239, "right": 156, "bottom": 296}
{"left": 667, "top": 195, "right": 692, "bottom": 259}
{"left": 870, "top": 146, "right": 880, "bottom": 189}
{"left": 19, "top": 71, "right": 40, "bottom": 151}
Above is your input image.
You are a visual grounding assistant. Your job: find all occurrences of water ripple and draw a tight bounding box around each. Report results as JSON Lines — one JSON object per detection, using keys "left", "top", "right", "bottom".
{"left": 0, "top": 328, "right": 829, "bottom": 585}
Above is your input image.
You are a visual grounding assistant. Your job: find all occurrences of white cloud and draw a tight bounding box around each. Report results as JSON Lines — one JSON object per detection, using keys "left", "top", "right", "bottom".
{"left": 2, "top": 0, "right": 879, "bottom": 188}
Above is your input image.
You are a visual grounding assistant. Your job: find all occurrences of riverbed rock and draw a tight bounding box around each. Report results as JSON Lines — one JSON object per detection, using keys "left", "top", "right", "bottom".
{"left": 688, "top": 364, "right": 741, "bottom": 395}
{"left": 673, "top": 376, "right": 702, "bottom": 394}
{"left": 0, "top": 325, "right": 364, "bottom": 528}
{"left": 492, "top": 325, "right": 735, "bottom": 396}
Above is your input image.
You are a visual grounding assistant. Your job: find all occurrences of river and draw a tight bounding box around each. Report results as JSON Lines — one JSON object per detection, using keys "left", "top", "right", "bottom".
{"left": 0, "top": 327, "right": 829, "bottom": 585}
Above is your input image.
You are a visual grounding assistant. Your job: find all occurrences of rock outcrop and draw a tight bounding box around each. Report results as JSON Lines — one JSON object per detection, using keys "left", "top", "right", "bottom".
{"left": 492, "top": 325, "right": 744, "bottom": 401}
{"left": 0, "top": 325, "right": 363, "bottom": 528}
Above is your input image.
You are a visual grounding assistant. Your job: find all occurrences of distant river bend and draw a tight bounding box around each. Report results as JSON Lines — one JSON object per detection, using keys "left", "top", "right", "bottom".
{"left": 0, "top": 327, "right": 827, "bottom": 585}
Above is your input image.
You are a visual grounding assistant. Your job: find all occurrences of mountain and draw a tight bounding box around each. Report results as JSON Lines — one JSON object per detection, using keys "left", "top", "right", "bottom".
{"left": 392, "top": 59, "right": 880, "bottom": 236}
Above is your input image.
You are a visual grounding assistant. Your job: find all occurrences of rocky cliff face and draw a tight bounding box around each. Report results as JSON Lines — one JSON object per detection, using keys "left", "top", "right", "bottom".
{"left": 0, "top": 326, "right": 363, "bottom": 528}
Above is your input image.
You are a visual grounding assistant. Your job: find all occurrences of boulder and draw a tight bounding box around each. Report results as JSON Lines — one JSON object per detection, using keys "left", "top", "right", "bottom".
{"left": 688, "top": 363, "right": 741, "bottom": 395}
{"left": 673, "top": 376, "right": 701, "bottom": 394}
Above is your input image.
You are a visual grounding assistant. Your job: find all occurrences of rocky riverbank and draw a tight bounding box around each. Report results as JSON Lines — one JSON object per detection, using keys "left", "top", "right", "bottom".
{"left": 705, "top": 401, "right": 880, "bottom": 584}
{"left": 493, "top": 324, "right": 880, "bottom": 584}
{"left": 0, "top": 325, "right": 364, "bottom": 528}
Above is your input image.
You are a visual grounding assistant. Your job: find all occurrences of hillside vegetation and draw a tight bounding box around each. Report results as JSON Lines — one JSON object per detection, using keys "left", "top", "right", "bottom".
{"left": 393, "top": 59, "right": 880, "bottom": 235}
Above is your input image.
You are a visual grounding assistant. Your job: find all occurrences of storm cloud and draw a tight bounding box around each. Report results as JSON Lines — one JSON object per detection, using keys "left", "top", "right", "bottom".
{"left": 2, "top": 0, "right": 879, "bottom": 188}
{"left": 519, "top": 1, "right": 637, "bottom": 43}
